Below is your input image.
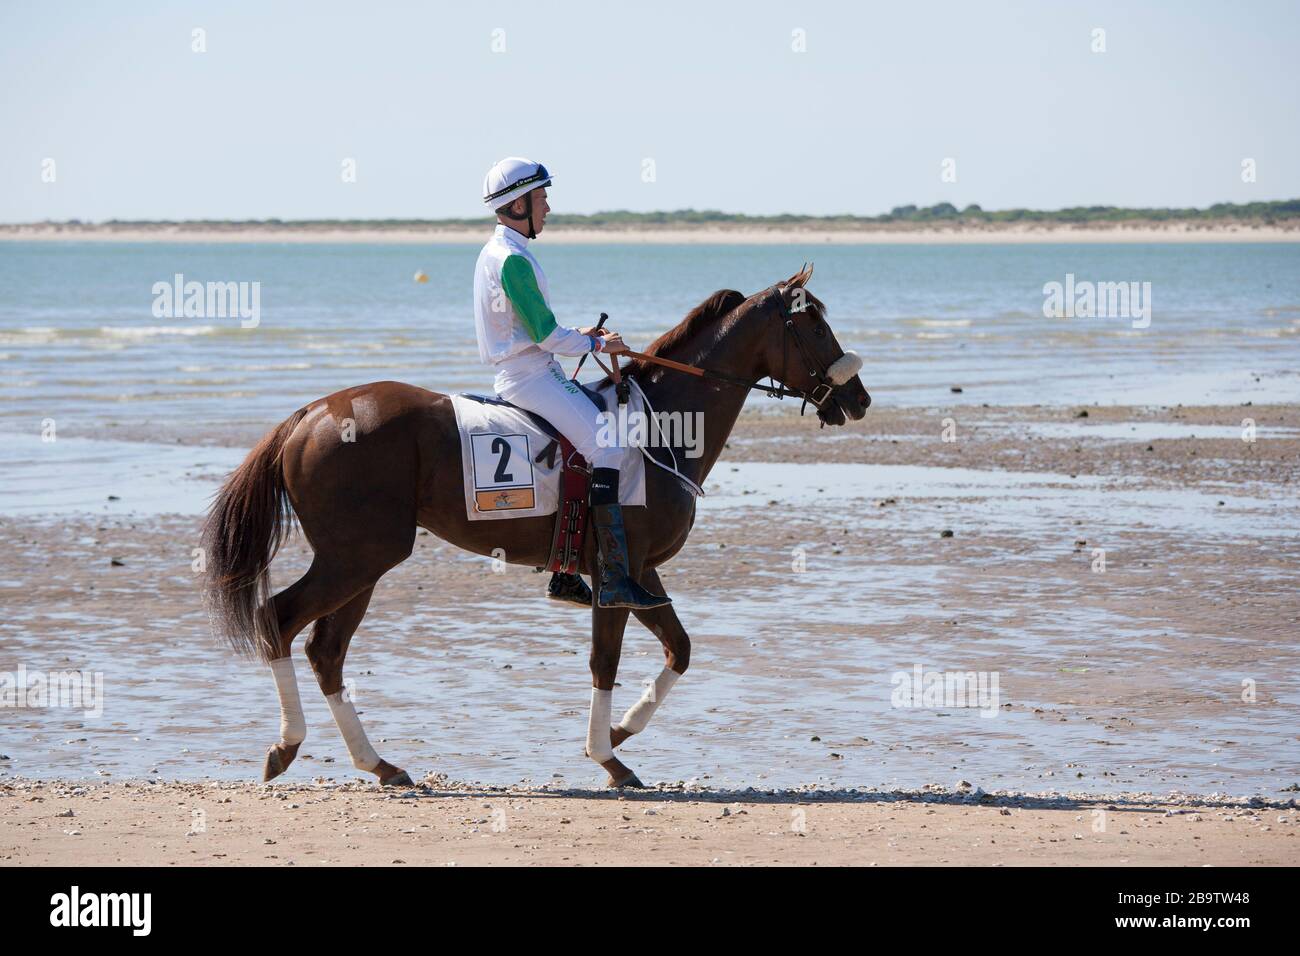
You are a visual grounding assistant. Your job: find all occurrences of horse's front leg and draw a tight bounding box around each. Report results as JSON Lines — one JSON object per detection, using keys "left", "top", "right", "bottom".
{"left": 585, "top": 603, "right": 644, "bottom": 787}
{"left": 612, "top": 567, "right": 687, "bottom": 749}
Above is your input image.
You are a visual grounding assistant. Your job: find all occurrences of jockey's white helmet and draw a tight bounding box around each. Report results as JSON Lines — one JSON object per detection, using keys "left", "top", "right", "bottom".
{"left": 483, "top": 157, "right": 552, "bottom": 211}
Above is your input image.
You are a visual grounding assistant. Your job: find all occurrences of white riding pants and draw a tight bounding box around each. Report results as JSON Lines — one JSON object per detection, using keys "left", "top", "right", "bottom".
{"left": 496, "top": 359, "right": 623, "bottom": 470}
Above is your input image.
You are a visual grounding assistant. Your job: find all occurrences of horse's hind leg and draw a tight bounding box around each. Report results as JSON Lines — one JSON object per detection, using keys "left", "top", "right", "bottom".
{"left": 611, "top": 567, "right": 688, "bottom": 749}
{"left": 262, "top": 566, "right": 368, "bottom": 782}
{"left": 261, "top": 542, "right": 408, "bottom": 781}
{"left": 304, "top": 586, "right": 411, "bottom": 787}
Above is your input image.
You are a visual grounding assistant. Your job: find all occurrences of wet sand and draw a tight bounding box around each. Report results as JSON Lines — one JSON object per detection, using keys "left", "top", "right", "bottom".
{"left": 1, "top": 402, "right": 1297, "bottom": 864}
{"left": 2, "top": 779, "right": 1296, "bottom": 867}
{"left": 30, "top": 401, "right": 1300, "bottom": 482}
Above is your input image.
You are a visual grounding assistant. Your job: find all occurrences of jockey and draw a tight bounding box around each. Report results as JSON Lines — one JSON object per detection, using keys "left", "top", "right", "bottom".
{"left": 474, "top": 157, "right": 670, "bottom": 611}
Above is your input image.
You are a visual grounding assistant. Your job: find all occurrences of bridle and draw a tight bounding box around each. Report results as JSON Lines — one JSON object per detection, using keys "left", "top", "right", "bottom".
{"left": 590, "top": 284, "right": 861, "bottom": 422}
{"left": 758, "top": 284, "right": 840, "bottom": 415}
{"left": 666, "top": 285, "right": 844, "bottom": 412}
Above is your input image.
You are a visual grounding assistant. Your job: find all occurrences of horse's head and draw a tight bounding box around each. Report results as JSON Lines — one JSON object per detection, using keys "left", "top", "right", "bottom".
{"left": 753, "top": 264, "right": 870, "bottom": 427}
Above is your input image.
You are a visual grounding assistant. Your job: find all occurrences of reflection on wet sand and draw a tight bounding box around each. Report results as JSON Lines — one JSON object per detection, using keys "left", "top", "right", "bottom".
{"left": 1, "top": 412, "right": 1295, "bottom": 797}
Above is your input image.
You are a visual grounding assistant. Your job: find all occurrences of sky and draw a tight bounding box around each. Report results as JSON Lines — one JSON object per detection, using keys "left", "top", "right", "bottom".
{"left": 2, "top": 0, "right": 1297, "bottom": 221}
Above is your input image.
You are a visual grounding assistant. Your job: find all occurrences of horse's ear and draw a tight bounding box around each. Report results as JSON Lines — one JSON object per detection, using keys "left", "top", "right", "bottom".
{"left": 785, "top": 262, "right": 814, "bottom": 289}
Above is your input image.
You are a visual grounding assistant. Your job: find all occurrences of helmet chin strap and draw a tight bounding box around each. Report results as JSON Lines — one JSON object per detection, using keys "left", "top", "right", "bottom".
{"left": 500, "top": 191, "right": 537, "bottom": 239}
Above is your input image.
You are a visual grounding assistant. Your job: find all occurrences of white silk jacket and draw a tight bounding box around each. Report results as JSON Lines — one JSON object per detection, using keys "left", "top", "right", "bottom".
{"left": 473, "top": 224, "right": 599, "bottom": 387}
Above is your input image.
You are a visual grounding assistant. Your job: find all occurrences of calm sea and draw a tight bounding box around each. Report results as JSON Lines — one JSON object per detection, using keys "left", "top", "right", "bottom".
{"left": 0, "top": 240, "right": 1298, "bottom": 437}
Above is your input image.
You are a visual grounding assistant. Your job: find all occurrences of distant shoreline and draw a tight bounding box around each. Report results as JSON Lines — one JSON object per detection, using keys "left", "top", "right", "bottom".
{"left": 3, "top": 220, "right": 1299, "bottom": 244}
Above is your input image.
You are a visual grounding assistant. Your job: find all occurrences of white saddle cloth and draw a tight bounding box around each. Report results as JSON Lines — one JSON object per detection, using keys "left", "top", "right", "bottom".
{"left": 451, "top": 378, "right": 649, "bottom": 522}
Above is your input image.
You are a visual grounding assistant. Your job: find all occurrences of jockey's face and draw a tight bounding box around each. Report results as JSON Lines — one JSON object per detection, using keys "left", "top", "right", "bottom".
{"left": 528, "top": 187, "right": 550, "bottom": 234}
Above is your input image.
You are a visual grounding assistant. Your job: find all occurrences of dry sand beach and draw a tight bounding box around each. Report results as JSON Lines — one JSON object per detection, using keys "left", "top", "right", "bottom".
{"left": 3, "top": 778, "right": 1296, "bottom": 867}
{"left": 3, "top": 221, "right": 1299, "bottom": 244}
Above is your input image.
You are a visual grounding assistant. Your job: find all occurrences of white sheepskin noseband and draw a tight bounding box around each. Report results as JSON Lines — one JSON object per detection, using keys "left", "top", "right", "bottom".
{"left": 827, "top": 350, "right": 863, "bottom": 385}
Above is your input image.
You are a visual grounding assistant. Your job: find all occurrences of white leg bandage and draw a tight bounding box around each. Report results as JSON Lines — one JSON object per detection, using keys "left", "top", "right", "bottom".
{"left": 586, "top": 688, "right": 614, "bottom": 763}
{"left": 617, "top": 667, "right": 680, "bottom": 736}
{"left": 325, "top": 689, "right": 381, "bottom": 772}
{"left": 269, "top": 657, "right": 306, "bottom": 746}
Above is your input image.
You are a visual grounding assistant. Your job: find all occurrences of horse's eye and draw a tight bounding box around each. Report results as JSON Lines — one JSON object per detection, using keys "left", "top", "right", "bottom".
{"left": 813, "top": 322, "right": 826, "bottom": 338}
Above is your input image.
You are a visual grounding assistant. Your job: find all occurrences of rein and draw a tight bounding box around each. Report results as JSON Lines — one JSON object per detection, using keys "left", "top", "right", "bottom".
{"left": 591, "top": 285, "right": 845, "bottom": 417}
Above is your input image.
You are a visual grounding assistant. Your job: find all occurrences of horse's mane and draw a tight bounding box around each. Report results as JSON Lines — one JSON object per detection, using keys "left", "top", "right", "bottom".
{"left": 599, "top": 288, "right": 747, "bottom": 383}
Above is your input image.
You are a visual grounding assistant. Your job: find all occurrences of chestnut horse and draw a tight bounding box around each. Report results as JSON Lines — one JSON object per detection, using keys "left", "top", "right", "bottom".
{"left": 202, "top": 265, "right": 869, "bottom": 788}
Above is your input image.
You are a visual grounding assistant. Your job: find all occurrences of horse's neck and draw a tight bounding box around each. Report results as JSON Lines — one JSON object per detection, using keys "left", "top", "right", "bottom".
{"left": 629, "top": 311, "right": 763, "bottom": 489}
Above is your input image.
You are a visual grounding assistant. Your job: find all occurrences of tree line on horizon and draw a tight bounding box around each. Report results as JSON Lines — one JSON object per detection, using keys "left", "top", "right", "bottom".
{"left": 51, "top": 198, "right": 1300, "bottom": 228}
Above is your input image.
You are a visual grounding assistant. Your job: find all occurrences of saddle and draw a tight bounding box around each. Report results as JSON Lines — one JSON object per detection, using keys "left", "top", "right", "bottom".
{"left": 457, "top": 385, "right": 608, "bottom": 575}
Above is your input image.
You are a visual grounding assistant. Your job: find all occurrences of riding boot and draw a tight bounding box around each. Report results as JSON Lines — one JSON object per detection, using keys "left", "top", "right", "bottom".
{"left": 591, "top": 503, "right": 671, "bottom": 609}
{"left": 547, "top": 571, "right": 592, "bottom": 607}
{"left": 584, "top": 465, "right": 671, "bottom": 612}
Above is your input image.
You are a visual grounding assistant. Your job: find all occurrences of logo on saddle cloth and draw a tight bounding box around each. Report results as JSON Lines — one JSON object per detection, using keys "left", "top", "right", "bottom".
{"left": 482, "top": 488, "right": 536, "bottom": 511}
{"left": 469, "top": 432, "right": 537, "bottom": 513}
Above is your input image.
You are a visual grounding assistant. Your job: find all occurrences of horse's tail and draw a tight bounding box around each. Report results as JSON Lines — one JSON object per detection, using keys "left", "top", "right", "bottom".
{"left": 201, "top": 408, "right": 308, "bottom": 663}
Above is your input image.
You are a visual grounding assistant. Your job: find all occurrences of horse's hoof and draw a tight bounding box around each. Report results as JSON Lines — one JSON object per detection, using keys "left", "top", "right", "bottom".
{"left": 606, "top": 772, "right": 646, "bottom": 789}
{"left": 262, "top": 751, "right": 284, "bottom": 782}
{"left": 610, "top": 725, "right": 633, "bottom": 749}
{"left": 381, "top": 770, "right": 414, "bottom": 788}
{"left": 262, "top": 743, "right": 299, "bottom": 782}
